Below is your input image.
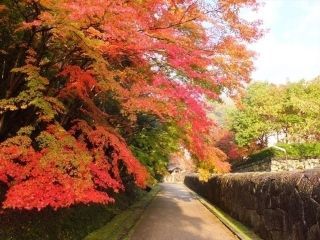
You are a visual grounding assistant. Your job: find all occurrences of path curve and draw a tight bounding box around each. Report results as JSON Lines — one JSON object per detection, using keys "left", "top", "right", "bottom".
{"left": 130, "top": 183, "right": 238, "bottom": 240}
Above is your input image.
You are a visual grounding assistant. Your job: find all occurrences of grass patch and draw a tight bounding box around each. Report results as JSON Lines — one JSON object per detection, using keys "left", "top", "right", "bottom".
{"left": 83, "top": 185, "right": 160, "bottom": 240}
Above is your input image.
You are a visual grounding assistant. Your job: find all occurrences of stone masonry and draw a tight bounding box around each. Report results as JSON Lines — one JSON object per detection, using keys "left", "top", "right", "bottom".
{"left": 185, "top": 170, "right": 320, "bottom": 240}
{"left": 232, "top": 158, "right": 320, "bottom": 173}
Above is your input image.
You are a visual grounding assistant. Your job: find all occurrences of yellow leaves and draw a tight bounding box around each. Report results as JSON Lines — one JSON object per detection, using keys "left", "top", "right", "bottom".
{"left": 21, "top": 104, "right": 28, "bottom": 110}
{"left": 1, "top": 135, "right": 33, "bottom": 149}
{"left": 44, "top": 97, "right": 65, "bottom": 114}
{"left": 0, "top": 100, "right": 30, "bottom": 114}
{"left": 17, "top": 126, "right": 35, "bottom": 136}
{"left": 6, "top": 104, "right": 18, "bottom": 111}
{"left": 198, "top": 168, "right": 211, "bottom": 182}
{"left": 2, "top": 62, "right": 61, "bottom": 121}
{"left": 12, "top": 64, "right": 49, "bottom": 90}
{"left": 0, "top": 105, "right": 15, "bottom": 115}
{"left": 87, "top": 27, "right": 103, "bottom": 38}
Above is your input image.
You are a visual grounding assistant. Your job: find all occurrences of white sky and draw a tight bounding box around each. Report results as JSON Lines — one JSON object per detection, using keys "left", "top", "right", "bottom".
{"left": 246, "top": 0, "right": 320, "bottom": 84}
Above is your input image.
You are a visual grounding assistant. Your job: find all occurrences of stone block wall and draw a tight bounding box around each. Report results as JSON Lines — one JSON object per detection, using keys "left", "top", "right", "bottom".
{"left": 232, "top": 158, "right": 320, "bottom": 173}
{"left": 271, "top": 159, "right": 320, "bottom": 172}
{"left": 232, "top": 158, "right": 271, "bottom": 172}
{"left": 184, "top": 170, "right": 320, "bottom": 240}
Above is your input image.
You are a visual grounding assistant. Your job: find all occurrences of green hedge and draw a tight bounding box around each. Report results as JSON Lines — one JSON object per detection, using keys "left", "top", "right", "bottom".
{"left": 276, "top": 143, "right": 320, "bottom": 159}
{"left": 234, "top": 143, "right": 320, "bottom": 167}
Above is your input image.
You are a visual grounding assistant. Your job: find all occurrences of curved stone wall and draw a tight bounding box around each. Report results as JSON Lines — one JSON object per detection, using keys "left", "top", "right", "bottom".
{"left": 184, "top": 170, "right": 320, "bottom": 240}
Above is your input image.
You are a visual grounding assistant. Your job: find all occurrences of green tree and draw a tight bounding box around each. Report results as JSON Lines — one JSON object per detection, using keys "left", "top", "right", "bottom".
{"left": 280, "top": 79, "right": 320, "bottom": 141}
{"left": 129, "top": 115, "right": 181, "bottom": 181}
{"left": 229, "top": 82, "right": 282, "bottom": 148}
{"left": 229, "top": 77, "right": 320, "bottom": 150}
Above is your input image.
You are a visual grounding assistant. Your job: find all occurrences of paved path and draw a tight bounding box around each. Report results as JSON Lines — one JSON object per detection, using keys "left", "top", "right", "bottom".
{"left": 130, "top": 183, "right": 238, "bottom": 240}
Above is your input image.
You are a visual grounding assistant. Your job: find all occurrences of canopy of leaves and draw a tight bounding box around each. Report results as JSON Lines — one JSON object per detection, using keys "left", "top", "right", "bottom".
{"left": 129, "top": 116, "right": 181, "bottom": 181}
{"left": 0, "top": 0, "right": 260, "bottom": 210}
{"left": 229, "top": 77, "right": 320, "bottom": 149}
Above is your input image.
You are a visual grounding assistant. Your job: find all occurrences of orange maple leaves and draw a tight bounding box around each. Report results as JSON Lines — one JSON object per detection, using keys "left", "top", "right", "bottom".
{"left": 0, "top": 0, "right": 260, "bottom": 210}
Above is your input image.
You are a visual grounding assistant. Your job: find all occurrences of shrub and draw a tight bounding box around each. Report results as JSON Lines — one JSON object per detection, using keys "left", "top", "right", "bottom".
{"left": 0, "top": 186, "right": 145, "bottom": 240}
{"left": 241, "top": 143, "right": 320, "bottom": 165}
{"left": 276, "top": 143, "right": 320, "bottom": 159}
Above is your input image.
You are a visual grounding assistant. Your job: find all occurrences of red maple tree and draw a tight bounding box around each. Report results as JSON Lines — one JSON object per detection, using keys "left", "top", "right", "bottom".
{"left": 0, "top": 0, "right": 261, "bottom": 210}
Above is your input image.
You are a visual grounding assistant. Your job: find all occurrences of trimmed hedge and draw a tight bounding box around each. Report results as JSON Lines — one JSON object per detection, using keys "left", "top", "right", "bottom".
{"left": 233, "top": 143, "right": 320, "bottom": 167}
{"left": 276, "top": 143, "right": 320, "bottom": 159}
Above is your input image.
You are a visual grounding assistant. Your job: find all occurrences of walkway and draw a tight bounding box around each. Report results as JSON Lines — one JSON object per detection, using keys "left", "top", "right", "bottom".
{"left": 130, "top": 183, "right": 238, "bottom": 240}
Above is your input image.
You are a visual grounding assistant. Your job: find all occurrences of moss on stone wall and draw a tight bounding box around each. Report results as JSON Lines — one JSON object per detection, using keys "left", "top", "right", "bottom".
{"left": 233, "top": 143, "right": 320, "bottom": 170}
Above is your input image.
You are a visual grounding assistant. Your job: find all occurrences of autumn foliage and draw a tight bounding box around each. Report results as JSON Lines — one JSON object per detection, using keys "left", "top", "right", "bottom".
{"left": 0, "top": 0, "right": 260, "bottom": 210}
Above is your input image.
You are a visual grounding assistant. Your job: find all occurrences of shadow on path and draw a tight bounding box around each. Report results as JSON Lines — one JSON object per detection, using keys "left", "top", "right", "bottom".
{"left": 130, "top": 183, "right": 237, "bottom": 240}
